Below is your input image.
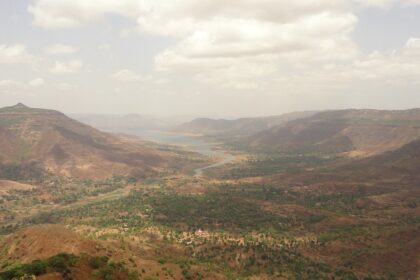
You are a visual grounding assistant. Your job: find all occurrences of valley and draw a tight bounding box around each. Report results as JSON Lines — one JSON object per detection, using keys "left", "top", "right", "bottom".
{"left": 117, "top": 129, "right": 237, "bottom": 176}
{"left": 3, "top": 1, "right": 420, "bottom": 279}
{"left": 0, "top": 105, "right": 419, "bottom": 280}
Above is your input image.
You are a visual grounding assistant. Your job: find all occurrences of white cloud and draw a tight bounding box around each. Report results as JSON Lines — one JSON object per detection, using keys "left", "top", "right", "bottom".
{"left": 20, "top": 0, "right": 383, "bottom": 90}
{"left": 50, "top": 60, "right": 83, "bottom": 74}
{"left": 28, "top": 0, "right": 140, "bottom": 29}
{"left": 112, "top": 69, "right": 144, "bottom": 81}
{"left": 44, "top": 44, "right": 78, "bottom": 55}
{"left": 405, "top": 37, "right": 420, "bottom": 57}
{"left": 0, "top": 44, "right": 34, "bottom": 64}
{"left": 271, "top": 37, "right": 420, "bottom": 90}
{"left": 150, "top": 3, "right": 358, "bottom": 88}
{"left": 26, "top": 0, "right": 420, "bottom": 99}
{"left": 29, "top": 78, "right": 45, "bottom": 87}
{"left": 354, "top": 0, "right": 420, "bottom": 8}
{"left": 354, "top": 0, "right": 395, "bottom": 8}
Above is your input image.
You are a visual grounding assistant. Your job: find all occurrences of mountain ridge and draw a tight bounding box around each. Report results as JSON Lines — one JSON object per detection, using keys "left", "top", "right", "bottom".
{"left": 0, "top": 104, "right": 172, "bottom": 179}
{"left": 176, "top": 111, "right": 318, "bottom": 136}
{"left": 245, "top": 108, "right": 420, "bottom": 156}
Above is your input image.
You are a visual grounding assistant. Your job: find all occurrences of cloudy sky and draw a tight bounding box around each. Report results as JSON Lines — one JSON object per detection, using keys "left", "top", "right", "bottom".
{"left": 1, "top": 0, "right": 420, "bottom": 117}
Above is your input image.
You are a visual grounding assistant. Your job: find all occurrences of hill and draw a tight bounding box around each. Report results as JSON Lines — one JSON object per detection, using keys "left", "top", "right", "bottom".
{"left": 0, "top": 224, "right": 99, "bottom": 263}
{"left": 0, "top": 103, "right": 172, "bottom": 179}
{"left": 0, "top": 225, "right": 138, "bottom": 280}
{"left": 340, "top": 138, "right": 420, "bottom": 179}
{"left": 1, "top": 105, "right": 419, "bottom": 280}
{"left": 246, "top": 109, "right": 420, "bottom": 156}
{"left": 176, "top": 111, "right": 317, "bottom": 137}
{"left": 0, "top": 224, "right": 226, "bottom": 280}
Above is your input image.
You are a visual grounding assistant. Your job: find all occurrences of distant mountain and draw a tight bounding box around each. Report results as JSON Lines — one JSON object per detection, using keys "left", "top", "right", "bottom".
{"left": 246, "top": 109, "right": 420, "bottom": 156}
{"left": 0, "top": 104, "right": 172, "bottom": 179}
{"left": 176, "top": 111, "right": 318, "bottom": 136}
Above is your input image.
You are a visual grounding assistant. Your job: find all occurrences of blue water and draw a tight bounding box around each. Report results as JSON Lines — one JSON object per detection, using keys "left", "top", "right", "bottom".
{"left": 128, "top": 129, "right": 235, "bottom": 176}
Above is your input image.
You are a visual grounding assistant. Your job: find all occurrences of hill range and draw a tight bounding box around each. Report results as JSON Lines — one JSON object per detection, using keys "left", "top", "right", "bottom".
{"left": 0, "top": 104, "right": 419, "bottom": 280}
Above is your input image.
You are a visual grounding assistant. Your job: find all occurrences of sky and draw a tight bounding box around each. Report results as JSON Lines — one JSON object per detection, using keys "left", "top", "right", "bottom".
{"left": 0, "top": 0, "right": 420, "bottom": 118}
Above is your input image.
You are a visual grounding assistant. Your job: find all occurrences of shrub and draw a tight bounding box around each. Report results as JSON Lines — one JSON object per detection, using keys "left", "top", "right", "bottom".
{"left": 88, "top": 256, "right": 109, "bottom": 269}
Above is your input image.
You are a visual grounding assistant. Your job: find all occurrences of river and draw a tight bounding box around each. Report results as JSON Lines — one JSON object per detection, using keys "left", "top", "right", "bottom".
{"left": 127, "top": 129, "right": 235, "bottom": 176}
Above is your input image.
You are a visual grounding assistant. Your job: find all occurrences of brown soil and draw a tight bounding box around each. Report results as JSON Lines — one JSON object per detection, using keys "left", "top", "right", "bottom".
{"left": 0, "top": 224, "right": 101, "bottom": 264}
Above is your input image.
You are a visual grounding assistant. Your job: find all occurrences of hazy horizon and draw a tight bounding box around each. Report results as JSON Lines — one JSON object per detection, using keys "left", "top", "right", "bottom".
{"left": 3, "top": 102, "right": 420, "bottom": 121}
{"left": 1, "top": 1, "right": 420, "bottom": 118}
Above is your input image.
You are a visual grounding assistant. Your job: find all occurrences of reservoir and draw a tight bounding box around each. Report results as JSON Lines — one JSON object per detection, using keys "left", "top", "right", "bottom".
{"left": 126, "top": 129, "right": 235, "bottom": 176}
